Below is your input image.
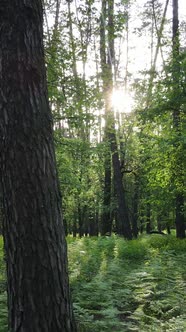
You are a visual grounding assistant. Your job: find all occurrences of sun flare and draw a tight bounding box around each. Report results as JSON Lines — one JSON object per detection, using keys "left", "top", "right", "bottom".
{"left": 111, "top": 89, "right": 133, "bottom": 114}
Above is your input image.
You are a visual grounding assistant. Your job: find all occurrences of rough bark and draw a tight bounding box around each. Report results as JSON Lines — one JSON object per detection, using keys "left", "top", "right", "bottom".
{"left": 0, "top": 1, "right": 77, "bottom": 331}
{"left": 0, "top": 186, "right": 3, "bottom": 235}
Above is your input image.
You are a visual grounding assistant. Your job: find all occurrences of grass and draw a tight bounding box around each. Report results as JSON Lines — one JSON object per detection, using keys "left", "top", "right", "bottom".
{"left": 0, "top": 234, "right": 186, "bottom": 331}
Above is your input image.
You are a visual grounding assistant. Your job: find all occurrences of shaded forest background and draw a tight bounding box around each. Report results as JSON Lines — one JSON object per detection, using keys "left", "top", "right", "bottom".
{"left": 0, "top": 1, "right": 186, "bottom": 331}
{"left": 41, "top": 0, "right": 185, "bottom": 239}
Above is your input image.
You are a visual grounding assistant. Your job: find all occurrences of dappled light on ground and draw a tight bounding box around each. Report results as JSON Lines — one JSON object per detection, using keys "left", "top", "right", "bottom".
{"left": 67, "top": 235, "right": 186, "bottom": 332}
{"left": 0, "top": 235, "right": 186, "bottom": 331}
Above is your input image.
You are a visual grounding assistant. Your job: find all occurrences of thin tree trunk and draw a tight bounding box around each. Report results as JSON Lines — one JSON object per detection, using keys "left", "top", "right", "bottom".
{"left": 54, "top": 0, "right": 61, "bottom": 31}
{"left": 78, "top": 202, "right": 84, "bottom": 238}
{"left": 132, "top": 174, "right": 139, "bottom": 238}
{"left": 100, "top": 0, "right": 112, "bottom": 235}
{"left": 124, "top": 1, "right": 130, "bottom": 91}
{"left": 110, "top": 124, "right": 132, "bottom": 239}
{"left": 147, "top": 0, "right": 169, "bottom": 105}
{"left": 146, "top": 203, "right": 152, "bottom": 234}
{"left": 172, "top": 0, "right": 185, "bottom": 238}
{"left": 100, "top": 0, "right": 132, "bottom": 239}
{"left": 101, "top": 142, "right": 112, "bottom": 235}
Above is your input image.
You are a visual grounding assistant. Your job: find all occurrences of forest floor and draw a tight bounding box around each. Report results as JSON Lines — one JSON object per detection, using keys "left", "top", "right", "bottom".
{"left": 0, "top": 234, "right": 186, "bottom": 332}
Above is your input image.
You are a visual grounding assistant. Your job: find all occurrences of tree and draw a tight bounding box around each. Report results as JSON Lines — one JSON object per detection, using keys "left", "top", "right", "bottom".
{"left": 40, "top": 0, "right": 185, "bottom": 240}
{"left": 100, "top": 0, "right": 113, "bottom": 236}
{"left": 172, "top": 0, "right": 185, "bottom": 238}
{"left": 132, "top": 0, "right": 186, "bottom": 236}
{"left": 0, "top": 1, "right": 77, "bottom": 331}
{"left": 100, "top": 0, "right": 132, "bottom": 239}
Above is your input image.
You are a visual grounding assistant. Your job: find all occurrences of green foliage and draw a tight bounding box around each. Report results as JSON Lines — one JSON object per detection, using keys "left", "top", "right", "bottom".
{"left": 116, "top": 238, "right": 148, "bottom": 261}
{"left": 55, "top": 134, "right": 104, "bottom": 234}
{"left": 1, "top": 235, "right": 186, "bottom": 331}
{"left": 0, "top": 293, "right": 7, "bottom": 332}
{"left": 135, "top": 53, "right": 186, "bottom": 233}
{"left": 67, "top": 235, "right": 186, "bottom": 331}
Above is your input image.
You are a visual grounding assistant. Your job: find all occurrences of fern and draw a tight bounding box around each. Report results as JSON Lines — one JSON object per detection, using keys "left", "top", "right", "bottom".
{"left": 0, "top": 235, "right": 186, "bottom": 332}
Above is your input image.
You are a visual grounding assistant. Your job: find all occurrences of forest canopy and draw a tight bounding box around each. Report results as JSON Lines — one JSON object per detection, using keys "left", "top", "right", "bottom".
{"left": 43, "top": 0, "right": 186, "bottom": 239}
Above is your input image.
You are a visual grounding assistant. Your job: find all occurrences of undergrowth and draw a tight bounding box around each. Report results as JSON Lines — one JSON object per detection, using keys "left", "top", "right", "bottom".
{"left": 68, "top": 235, "right": 186, "bottom": 332}
{"left": 0, "top": 235, "right": 186, "bottom": 331}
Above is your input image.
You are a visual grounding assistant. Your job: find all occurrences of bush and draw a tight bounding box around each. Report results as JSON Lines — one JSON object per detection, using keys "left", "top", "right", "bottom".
{"left": 116, "top": 238, "right": 148, "bottom": 262}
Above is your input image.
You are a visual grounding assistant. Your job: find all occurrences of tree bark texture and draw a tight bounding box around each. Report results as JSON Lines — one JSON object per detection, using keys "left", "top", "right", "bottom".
{"left": 0, "top": 185, "right": 3, "bottom": 235}
{"left": 101, "top": 138, "right": 112, "bottom": 235}
{"left": 110, "top": 123, "right": 132, "bottom": 239}
{"left": 0, "top": 1, "right": 77, "bottom": 331}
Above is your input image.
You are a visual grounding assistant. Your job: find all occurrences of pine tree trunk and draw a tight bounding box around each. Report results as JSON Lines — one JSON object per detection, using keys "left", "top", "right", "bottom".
{"left": 0, "top": 2, "right": 77, "bottom": 331}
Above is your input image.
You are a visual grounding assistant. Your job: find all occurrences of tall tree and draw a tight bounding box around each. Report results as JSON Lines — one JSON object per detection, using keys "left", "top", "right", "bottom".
{"left": 147, "top": 0, "right": 169, "bottom": 104}
{"left": 100, "top": 0, "right": 132, "bottom": 239}
{"left": 0, "top": 1, "right": 77, "bottom": 331}
{"left": 172, "top": 0, "right": 185, "bottom": 238}
{"left": 100, "top": 0, "right": 113, "bottom": 235}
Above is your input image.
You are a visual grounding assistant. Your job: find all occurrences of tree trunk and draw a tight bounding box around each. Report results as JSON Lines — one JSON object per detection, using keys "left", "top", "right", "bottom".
{"left": 172, "top": 0, "right": 185, "bottom": 239}
{"left": 78, "top": 203, "right": 84, "bottom": 238}
{"left": 100, "top": 0, "right": 112, "bottom": 236}
{"left": 100, "top": 0, "right": 132, "bottom": 239}
{"left": 146, "top": 203, "right": 151, "bottom": 234}
{"left": 0, "top": 2, "right": 77, "bottom": 331}
{"left": 109, "top": 122, "right": 132, "bottom": 239}
{"left": 101, "top": 135, "right": 112, "bottom": 235}
{"left": 132, "top": 175, "right": 139, "bottom": 238}
{"left": 175, "top": 194, "right": 185, "bottom": 239}
{"left": 157, "top": 216, "right": 162, "bottom": 233}
{"left": 147, "top": 0, "right": 169, "bottom": 104}
{"left": 0, "top": 186, "right": 3, "bottom": 235}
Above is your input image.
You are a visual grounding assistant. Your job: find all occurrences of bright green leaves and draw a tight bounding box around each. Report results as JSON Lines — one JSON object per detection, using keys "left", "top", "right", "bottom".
{"left": 67, "top": 235, "right": 186, "bottom": 331}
